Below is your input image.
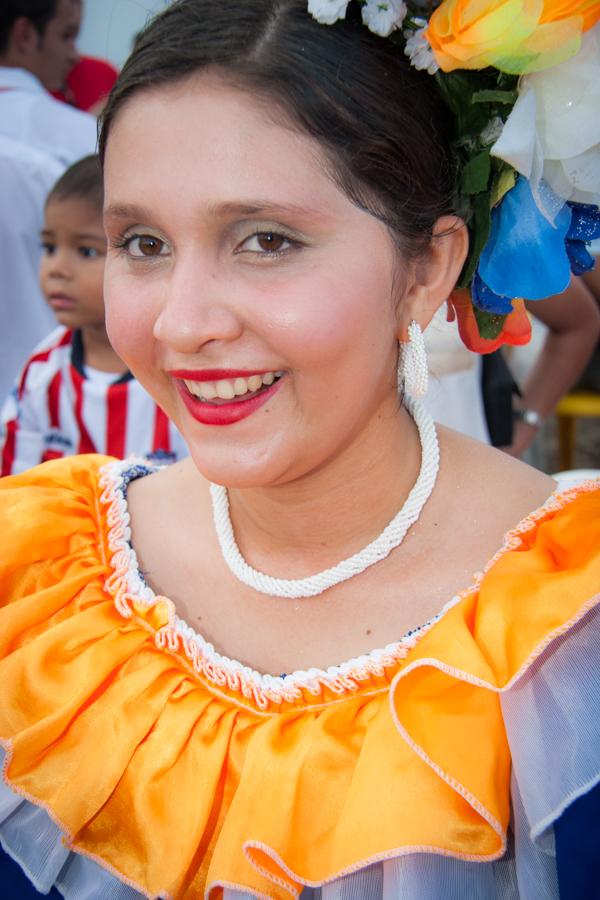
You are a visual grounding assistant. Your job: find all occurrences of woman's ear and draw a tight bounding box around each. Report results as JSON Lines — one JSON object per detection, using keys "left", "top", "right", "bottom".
{"left": 396, "top": 216, "right": 469, "bottom": 340}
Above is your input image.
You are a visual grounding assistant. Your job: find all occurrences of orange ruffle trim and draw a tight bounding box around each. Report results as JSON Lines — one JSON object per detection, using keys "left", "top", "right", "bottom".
{"left": 0, "top": 455, "right": 599, "bottom": 899}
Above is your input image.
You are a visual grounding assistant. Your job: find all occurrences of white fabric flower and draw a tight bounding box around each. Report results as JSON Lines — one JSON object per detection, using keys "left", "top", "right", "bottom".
{"left": 362, "top": 0, "right": 407, "bottom": 37}
{"left": 492, "top": 22, "right": 600, "bottom": 220}
{"left": 307, "top": 0, "right": 349, "bottom": 25}
{"left": 404, "top": 21, "right": 439, "bottom": 75}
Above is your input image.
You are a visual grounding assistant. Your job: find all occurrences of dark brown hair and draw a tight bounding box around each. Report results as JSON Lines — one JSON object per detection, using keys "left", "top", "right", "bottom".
{"left": 47, "top": 154, "right": 103, "bottom": 213}
{"left": 0, "top": 0, "right": 59, "bottom": 53}
{"left": 99, "top": 0, "right": 458, "bottom": 258}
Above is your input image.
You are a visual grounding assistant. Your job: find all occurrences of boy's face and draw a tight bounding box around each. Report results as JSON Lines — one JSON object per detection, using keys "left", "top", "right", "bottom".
{"left": 40, "top": 196, "right": 107, "bottom": 331}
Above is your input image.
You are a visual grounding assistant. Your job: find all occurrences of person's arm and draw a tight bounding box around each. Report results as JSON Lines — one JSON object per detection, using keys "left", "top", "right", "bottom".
{"left": 503, "top": 277, "right": 600, "bottom": 458}
{"left": 0, "top": 374, "right": 46, "bottom": 477}
{"left": 582, "top": 259, "right": 600, "bottom": 301}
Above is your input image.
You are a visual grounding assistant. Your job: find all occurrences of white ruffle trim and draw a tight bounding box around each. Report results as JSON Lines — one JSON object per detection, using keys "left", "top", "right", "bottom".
{"left": 0, "top": 766, "right": 145, "bottom": 898}
{"left": 2, "top": 604, "right": 598, "bottom": 899}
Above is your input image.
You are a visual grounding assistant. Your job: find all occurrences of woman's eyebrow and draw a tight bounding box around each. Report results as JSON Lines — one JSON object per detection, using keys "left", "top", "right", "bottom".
{"left": 104, "top": 203, "right": 153, "bottom": 222}
{"left": 208, "top": 200, "right": 329, "bottom": 220}
{"left": 103, "top": 200, "right": 333, "bottom": 224}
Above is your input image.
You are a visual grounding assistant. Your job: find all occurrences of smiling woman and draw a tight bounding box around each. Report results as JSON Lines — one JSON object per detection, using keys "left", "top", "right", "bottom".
{"left": 102, "top": 73, "right": 430, "bottom": 487}
{"left": 0, "top": 1, "right": 599, "bottom": 898}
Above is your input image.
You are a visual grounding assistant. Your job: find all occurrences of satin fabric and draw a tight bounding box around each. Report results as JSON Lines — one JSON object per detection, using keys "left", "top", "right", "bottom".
{"left": 0, "top": 456, "right": 598, "bottom": 899}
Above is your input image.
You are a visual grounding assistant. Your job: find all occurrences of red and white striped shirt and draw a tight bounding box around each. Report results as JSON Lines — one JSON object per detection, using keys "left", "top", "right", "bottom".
{"left": 1, "top": 327, "right": 188, "bottom": 476}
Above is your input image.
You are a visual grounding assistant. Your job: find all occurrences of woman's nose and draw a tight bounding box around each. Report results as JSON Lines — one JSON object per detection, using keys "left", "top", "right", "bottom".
{"left": 152, "top": 259, "right": 244, "bottom": 354}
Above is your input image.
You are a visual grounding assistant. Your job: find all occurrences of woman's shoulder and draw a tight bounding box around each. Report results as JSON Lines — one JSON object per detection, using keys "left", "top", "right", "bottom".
{"left": 439, "top": 425, "right": 557, "bottom": 514}
{"left": 432, "top": 427, "right": 563, "bottom": 560}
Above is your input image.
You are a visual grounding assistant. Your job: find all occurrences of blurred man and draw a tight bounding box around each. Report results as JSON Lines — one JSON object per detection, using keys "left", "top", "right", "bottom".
{"left": 0, "top": 1, "right": 97, "bottom": 402}
{"left": 0, "top": 0, "right": 97, "bottom": 163}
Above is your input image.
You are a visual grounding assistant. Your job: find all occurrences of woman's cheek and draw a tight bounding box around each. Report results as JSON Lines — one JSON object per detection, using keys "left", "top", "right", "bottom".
{"left": 266, "top": 272, "right": 373, "bottom": 365}
{"left": 104, "top": 275, "right": 156, "bottom": 371}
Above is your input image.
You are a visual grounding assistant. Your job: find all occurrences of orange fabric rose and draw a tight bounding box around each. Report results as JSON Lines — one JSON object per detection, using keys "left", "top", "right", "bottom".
{"left": 448, "top": 291, "right": 531, "bottom": 353}
{"left": 426, "top": 0, "right": 598, "bottom": 74}
{"left": 541, "top": 0, "right": 600, "bottom": 30}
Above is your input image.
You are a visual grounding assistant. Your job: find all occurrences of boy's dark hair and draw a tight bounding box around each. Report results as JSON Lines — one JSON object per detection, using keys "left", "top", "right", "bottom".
{"left": 47, "top": 154, "right": 104, "bottom": 212}
{"left": 0, "top": 0, "right": 58, "bottom": 54}
{"left": 99, "top": 0, "right": 459, "bottom": 262}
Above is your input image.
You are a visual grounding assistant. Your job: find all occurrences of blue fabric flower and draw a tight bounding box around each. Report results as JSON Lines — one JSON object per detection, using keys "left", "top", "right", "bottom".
{"left": 566, "top": 240, "right": 596, "bottom": 276}
{"left": 478, "top": 176, "right": 572, "bottom": 301}
{"left": 565, "top": 203, "right": 600, "bottom": 276}
{"left": 471, "top": 270, "right": 514, "bottom": 315}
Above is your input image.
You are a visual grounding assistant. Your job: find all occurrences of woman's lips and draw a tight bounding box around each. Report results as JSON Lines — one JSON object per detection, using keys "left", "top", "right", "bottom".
{"left": 174, "top": 373, "right": 284, "bottom": 426}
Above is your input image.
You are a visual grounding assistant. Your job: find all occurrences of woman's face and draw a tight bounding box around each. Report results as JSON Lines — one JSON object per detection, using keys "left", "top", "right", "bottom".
{"left": 103, "top": 74, "right": 404, "bottom": 487}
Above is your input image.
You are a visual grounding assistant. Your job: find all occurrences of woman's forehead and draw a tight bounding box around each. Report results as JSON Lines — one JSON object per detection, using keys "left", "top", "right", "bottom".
{"left": 103, "top": 75, "right": 356, "bottom": 223}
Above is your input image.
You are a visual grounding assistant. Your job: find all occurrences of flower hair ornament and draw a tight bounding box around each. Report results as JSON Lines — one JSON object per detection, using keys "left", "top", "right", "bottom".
{"left": 308, "top": 0, "right": 600, "bottom": 353}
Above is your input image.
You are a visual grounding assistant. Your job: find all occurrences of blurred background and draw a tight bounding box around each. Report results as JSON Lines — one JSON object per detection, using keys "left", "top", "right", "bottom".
{"left": 78, "top": 0, "right": 169, "bottom": 68}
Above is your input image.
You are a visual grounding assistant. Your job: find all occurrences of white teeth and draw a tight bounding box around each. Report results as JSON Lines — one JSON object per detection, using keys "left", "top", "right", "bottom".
{"left": 200, "top": 381, "right": 217, "bottom": 399}
{"left": 215, "top": 379, "right": 235, "bottom": 400}
{"left": 184, "top": 379, "right": 216, "bottom": 399}
{"left": 183, "top": 371, "right": 282, "bottom": 401}
{"left": 247, "top": 374, "right": 263, "bottom": 391}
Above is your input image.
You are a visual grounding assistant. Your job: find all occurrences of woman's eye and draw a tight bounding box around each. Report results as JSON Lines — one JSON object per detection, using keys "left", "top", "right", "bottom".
{"left": 123, "top": 235, "right": 167, "bottom": 258}
{"left": 239, "top": 231, "right": 293, "bottom": 254}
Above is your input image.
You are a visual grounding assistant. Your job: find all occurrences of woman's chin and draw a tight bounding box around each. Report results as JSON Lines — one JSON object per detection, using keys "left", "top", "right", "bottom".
{"left": 185, "top": 444, "right": 294, "bottom": 491}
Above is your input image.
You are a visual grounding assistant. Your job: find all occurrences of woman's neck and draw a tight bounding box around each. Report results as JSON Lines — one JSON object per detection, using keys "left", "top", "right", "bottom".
{"left": 81, "top": 325, "right": 129, "bottom": 375}
{"left": 222, "top": 401, "right": 422, "bottom": 579}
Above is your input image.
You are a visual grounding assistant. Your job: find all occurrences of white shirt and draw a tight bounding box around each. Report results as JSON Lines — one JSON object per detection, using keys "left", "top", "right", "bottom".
{"left": 423, "top": 306, "right": 490, "bottom": 443}
{"left": 0, "top": 68, "right": 97, "bottom": 404}
{"left": 1, "top": 326, "right": 188, "bottom": 474}
{"left": 0, "top": 135, "right": 63, "bottom": 404}
{"left": 0, "top": 66, "right": 97, "bottom": 165}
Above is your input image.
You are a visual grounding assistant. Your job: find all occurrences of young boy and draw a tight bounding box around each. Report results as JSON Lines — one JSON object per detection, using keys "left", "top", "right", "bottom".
{"left": 0, "top": 155, "right": 187, "bottom": 475}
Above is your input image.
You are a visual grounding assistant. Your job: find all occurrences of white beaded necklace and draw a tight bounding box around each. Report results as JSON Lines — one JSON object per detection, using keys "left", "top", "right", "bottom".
{"left": 209, "top": 396, "right": 439, "bottom": 599}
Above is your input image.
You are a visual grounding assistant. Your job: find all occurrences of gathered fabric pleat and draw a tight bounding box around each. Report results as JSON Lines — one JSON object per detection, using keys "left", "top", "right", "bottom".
{"left": 0, "top": 456, "right": 598, "bottom": 899}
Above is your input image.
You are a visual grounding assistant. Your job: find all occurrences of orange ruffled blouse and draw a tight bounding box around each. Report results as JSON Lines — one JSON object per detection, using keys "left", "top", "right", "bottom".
{"left": 0, "top": 455, "right": 599, "bottom": 899}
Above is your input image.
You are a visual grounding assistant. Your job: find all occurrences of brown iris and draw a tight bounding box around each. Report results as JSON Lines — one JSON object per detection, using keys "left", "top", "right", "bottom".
{"left": 136, "top": 235, "right": 164, "bottom": 256}
{"left": 256, "top": 232, "right": 286, "bottom": 252}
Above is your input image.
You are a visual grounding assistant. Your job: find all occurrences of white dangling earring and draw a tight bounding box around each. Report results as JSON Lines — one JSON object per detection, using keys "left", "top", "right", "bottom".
{"left": 398, "top": 320, "right": 428, "bottom": 398}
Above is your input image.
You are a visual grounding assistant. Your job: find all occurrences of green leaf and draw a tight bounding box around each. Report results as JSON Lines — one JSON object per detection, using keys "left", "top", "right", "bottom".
{"left": 490, "top": 166, "right": 516, "bottom": 208}
{"left": 474, "top": 308, "right": 507, "bottom": 340}
{"left": 435, "top": 71, "right": 483, "bottom": 136}
{"left": 461, "top": 149, "right": 491, "bottom": 195}
{"left": 459, "top": 191, "right": 492, "bottom": 288}
{"left": 436, "top": 70, "right": 514, "bottom": 138}
{"left": 472, "top": 89, "right": 518, "bottom": 104}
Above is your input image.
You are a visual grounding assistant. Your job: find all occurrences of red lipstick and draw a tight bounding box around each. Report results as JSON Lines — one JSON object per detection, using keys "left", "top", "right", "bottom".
{"left": 173, "top": 372, "right": 284, "bottom": 426}
{"left": 169, "top": 368, "right": 273, "bottom": 381}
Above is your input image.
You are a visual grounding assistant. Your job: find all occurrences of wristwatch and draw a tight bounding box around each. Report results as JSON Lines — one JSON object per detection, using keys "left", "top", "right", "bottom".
{"left": 513, "top": 407, "right": 543, "bottom": 428}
